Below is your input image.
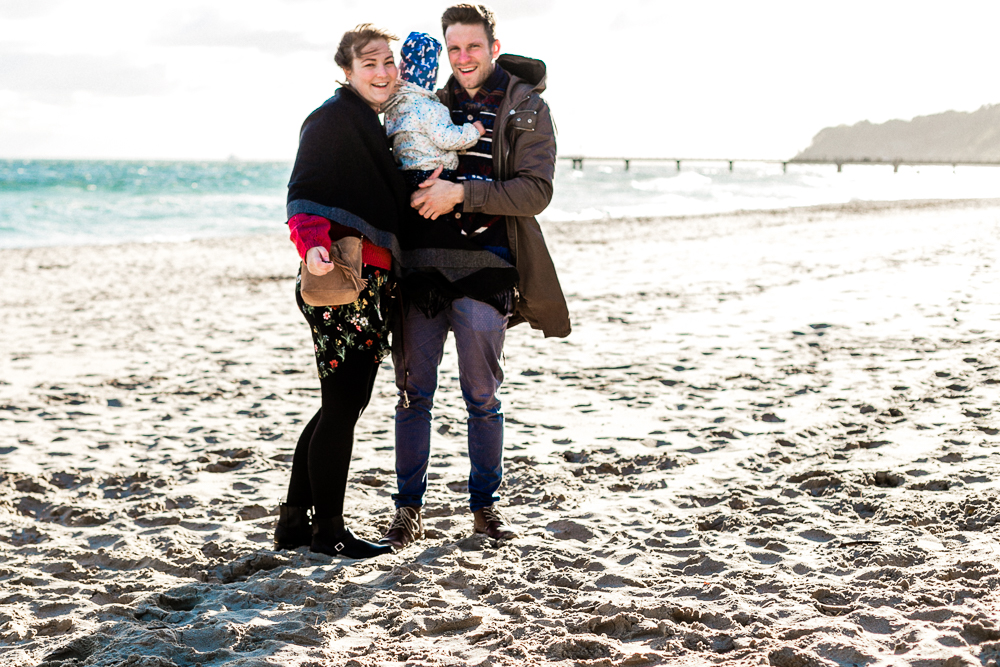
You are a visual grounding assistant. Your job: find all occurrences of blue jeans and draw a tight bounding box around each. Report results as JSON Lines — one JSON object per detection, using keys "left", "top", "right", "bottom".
{"left": 392, "top": 297, "right": 508, "bottom": 511}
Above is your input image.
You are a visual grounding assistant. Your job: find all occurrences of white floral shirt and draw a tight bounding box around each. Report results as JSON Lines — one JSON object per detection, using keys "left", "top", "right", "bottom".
{"left": 383, "top": 82, "right": 481, "bottom": 171}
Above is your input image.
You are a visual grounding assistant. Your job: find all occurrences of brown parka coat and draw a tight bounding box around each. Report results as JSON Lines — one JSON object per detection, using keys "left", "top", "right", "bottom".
{"left": 437, "top": 54, "right": 571, "bottom": 338}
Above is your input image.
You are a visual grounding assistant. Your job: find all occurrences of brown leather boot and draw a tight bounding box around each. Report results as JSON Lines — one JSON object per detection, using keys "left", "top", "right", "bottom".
{"left": 473, "top": 505, "right": 517, "bottom": 540}
{"left": 379, "top": 506, "right": 423, "bottom": 549}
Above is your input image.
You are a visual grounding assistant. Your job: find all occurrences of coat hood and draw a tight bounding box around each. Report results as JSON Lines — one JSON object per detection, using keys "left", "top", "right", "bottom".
{"left": 497, "top": 54, "right": 546, "bottom": 93}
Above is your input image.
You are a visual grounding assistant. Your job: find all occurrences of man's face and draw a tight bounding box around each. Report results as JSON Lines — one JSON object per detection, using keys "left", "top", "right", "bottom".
{"left": 444, "top": 22, "right": 500, "bottom": 94}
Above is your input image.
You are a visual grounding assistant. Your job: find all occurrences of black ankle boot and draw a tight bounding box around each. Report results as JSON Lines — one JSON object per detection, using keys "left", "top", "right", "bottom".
{"left": 311, "top": 516, "right": 393, "bottom": 559}
{"left": 273, "top": 503, "right": 312, "bottom": 550}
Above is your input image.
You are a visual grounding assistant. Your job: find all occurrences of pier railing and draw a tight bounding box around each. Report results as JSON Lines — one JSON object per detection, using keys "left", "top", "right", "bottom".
{"left": 561, "top": 157, "right": 1000, "bottom": 173}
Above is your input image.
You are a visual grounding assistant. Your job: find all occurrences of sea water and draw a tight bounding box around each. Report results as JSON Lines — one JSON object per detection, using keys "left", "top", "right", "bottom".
{"left": 3, "top": 158, "right": 1000, "bottom": 249}
{"left": 0, "top": 160, "right": 285, "bottom": 249}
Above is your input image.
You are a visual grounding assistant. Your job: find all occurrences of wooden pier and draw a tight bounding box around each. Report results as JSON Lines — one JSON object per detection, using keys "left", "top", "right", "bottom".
{"left": 562, "top": 157, "right": 1000, "bottom": 174}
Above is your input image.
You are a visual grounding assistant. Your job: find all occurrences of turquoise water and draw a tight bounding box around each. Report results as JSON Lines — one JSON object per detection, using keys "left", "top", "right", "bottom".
{"left": 0, "top": 160, "right": 288, "bottom": 249}
{"left": 4, "top": 158, "right": 1000, "bottom": 249}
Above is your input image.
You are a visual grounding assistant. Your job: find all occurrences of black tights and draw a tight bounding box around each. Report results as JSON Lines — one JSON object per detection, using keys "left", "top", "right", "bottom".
{"left": 285, "top": 350, "right": 380, "bottom": 519}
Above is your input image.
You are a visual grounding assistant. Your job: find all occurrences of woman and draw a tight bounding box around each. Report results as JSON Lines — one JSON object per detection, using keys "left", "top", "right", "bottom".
{"left": 273, "top": 24, "right": 411, "bottom": 559}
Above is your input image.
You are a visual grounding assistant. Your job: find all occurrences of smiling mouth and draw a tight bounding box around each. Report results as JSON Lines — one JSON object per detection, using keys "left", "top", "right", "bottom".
{"left": 458, "top": 67, "right": 476, "bottom": 74}
{"left": 372, "top": 82, "right": 389, "bottom": 89}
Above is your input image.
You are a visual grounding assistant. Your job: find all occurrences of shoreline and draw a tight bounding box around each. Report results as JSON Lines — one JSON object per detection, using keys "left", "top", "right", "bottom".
{"left": 5, "top": 196, "right": 1000, "bottom": 255}
{"left": 3, "top": 199, "right": 1000, "bottom": 665}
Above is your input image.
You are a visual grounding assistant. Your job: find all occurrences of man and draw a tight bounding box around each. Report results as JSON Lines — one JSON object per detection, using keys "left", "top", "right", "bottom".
{"left": 381, "top": 3, "right": 570, "bottom": 548}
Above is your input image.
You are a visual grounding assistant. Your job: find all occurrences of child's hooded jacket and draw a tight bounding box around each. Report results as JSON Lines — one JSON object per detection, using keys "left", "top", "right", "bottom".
{"left": 383, "top": 81, "right": 481, "bottom": 171}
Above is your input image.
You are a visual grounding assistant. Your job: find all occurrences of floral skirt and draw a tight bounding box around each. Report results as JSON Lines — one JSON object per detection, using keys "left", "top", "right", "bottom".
{"left": 296, "top": 264, "right": 393, "bottom": 379}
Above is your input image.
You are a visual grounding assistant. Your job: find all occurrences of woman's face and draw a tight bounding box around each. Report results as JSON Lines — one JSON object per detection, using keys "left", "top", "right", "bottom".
{"left": 344, "top": 39, "right": 398, "bottom": 110}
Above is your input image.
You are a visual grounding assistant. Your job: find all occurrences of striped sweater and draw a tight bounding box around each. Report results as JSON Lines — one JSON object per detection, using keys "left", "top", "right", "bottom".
{"left": 447, "top": 65, "right": 511, "bottom": 262}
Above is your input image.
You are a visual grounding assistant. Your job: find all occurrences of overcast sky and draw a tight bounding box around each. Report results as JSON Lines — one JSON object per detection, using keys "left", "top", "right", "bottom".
{"left": 2, "top": 0, "right": 999, "bottom": 161}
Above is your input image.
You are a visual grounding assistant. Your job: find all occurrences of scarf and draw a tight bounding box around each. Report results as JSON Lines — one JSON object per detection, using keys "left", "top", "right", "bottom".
{"left": 286, "top": 86, "right": 409, "bottom": 257}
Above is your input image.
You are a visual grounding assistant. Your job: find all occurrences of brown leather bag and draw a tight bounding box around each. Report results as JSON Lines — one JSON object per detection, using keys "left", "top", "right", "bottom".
{"left": 299, "top": 236, "right": 368, "bottom": 307}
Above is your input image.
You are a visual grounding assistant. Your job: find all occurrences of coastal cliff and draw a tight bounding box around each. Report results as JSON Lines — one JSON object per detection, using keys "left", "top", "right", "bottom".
{"left": 795, "top": 104, "right": 1000, "bottom": 161}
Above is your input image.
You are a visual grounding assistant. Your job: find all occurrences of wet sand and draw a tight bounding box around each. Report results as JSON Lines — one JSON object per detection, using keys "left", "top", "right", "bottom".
{"left": 2, "top": 198, "right": 1000, "bottom": 666}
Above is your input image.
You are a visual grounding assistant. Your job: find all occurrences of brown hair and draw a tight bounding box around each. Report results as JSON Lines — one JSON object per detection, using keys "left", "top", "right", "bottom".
{"left": 441, "top": 4, "right": 497, "bottom": 45}
{"left": 334, "top": 24, "right": 399, "bottom": 70}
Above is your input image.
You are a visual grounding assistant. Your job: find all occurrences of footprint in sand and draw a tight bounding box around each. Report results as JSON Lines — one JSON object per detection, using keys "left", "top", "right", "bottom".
{"left": 546, "top": 519, "right": 595, "bottom": 542}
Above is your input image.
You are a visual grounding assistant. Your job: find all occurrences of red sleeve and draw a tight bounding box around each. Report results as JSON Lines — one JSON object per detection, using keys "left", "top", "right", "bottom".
{"left": 288, "top": 213, "right": 331, "bottom": 261}
{"left": 288, "top": 214, "right": 365, "bottom": 261}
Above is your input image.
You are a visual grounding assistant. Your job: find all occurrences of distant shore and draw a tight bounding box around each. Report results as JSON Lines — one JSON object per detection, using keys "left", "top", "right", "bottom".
{"left": 795, "top": 103, "right": 1000, "bottom": 163}
{"left": 3, "top": 198, "right": 1000, "bottom": 666}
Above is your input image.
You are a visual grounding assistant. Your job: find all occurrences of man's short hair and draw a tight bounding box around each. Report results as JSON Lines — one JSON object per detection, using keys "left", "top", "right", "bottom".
{"left": 441, "top": 4, "right": 497, "bottom": 45}
{"left": 334, "top": 23, "right": 399, "bottom": 70}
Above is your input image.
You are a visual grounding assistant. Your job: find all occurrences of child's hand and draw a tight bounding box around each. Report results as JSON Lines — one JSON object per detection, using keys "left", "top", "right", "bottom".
{"left": 473, "top": 121, "right": 486, "bottom": 136}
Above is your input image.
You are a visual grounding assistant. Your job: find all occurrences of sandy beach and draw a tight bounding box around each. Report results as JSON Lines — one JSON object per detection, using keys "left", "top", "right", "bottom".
{"left": 2, "top": 198, "right": 1000, "bottom": 667}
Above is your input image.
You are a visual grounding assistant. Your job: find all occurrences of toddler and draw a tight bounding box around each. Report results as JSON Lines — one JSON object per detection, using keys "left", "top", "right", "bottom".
{"left": 383, "top": 32, "right": 484, "bottom": 189}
